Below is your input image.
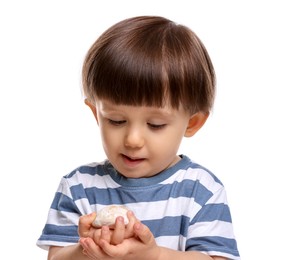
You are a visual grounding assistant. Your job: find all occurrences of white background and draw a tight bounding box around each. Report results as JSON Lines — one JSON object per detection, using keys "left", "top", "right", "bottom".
{"left": 1, "top": 1, "right": 288, "bottom": 259}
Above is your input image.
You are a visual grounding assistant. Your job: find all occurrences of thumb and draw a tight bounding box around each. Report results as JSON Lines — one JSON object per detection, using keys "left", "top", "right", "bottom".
{"left": 78, "top": 212, "right": 96, "bottom": 236}
{"left": 133, "top": 222, "right": 154, "bottom": 245}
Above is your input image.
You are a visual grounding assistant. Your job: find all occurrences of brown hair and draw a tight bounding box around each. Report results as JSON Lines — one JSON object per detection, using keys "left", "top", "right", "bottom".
{"left": 82, "top": 16, "right": 215, "bottom": 114}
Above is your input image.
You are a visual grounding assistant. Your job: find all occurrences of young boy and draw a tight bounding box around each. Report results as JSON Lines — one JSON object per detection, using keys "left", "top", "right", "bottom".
{"left": 37, "top": 16, "right": 240, "bottom": 259}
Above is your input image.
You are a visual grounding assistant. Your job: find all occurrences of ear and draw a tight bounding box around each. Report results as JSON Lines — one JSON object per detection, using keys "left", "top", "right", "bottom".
{"left": 84, "top": 99, "right": 98, "bottom": 123}
{"left": 184, "top": 112, "right": 209, "bottom": 137}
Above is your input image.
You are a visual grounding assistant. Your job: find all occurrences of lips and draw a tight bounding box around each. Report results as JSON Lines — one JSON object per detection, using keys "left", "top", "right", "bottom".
{"left": 121, "top": 154, "right": 145, "bottom": 166}
{"left": 122, "top": 154, "right": 143, "bottom": 161}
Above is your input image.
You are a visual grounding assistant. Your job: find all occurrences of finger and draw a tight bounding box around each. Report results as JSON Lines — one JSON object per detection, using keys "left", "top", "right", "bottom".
{"left": 125, "top": 211, "right": 137, "bottom": 238}
{"left": 78, "top": 212, "right": 96, "bottom": 237}
{"left": 79, "top": 237, "right": 106, "bottom": 259}
{"left": 100, "top": 225, "right": 111, "bottom": 243}
{"left": 82, "top": 248, "right": 88, "bottom": 256}
{"left": 133, "top": 222, "right": 155, "bottom": 245}
{"left": 111, "top": 216, "right": 125, "bottom": 245}
{"left": 99, "top": 239, "right": 126, "bottom": 258}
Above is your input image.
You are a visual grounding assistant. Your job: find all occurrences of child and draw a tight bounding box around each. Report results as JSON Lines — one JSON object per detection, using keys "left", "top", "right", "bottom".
{"left": 37, "top": 16, "right": 240, "bottom": 260}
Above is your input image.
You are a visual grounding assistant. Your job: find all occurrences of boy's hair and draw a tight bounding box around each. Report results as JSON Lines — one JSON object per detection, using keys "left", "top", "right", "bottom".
{"left": 82, "top": 16, "right": 215, "bottom": 114}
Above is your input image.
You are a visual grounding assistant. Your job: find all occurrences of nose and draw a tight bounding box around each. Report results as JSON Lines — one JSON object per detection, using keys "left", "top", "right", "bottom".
{"left": 124, "top": 127, "right": 144, "bottom": 148}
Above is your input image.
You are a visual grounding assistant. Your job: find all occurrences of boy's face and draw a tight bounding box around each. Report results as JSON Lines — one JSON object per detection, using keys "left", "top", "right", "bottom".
{"left": 90, "top": 99, "right": 206, "bottom": 178}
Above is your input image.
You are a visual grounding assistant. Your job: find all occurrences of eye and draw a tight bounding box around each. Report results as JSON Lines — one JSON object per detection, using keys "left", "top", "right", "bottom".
{"left": 108, "top": 119, "right": 126, "bottom": 126}
{"left": 147, "top": 123, "right": 166, "bottom": 130}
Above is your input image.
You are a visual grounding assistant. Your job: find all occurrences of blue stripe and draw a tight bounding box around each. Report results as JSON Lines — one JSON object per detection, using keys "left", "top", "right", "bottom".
{"left": 69, "top": 179, "right": 213, "bottom": 206}
{"left": 51, "top": 192, "right": 80, "bottom": 213}
{"left": 187, "top": 236, "right": 240, "bottom": 257}
{"left": 70, "top": 184, "right": 88, "bottom": 201}
{"left": 65, "top": 163, "right": 107, "bottom": 178}
{"left": 143, "top": 216, "right": 190, "bottom": 237}
{"left": 39, "top": 224, "right": 79, "bottom": 243}
{"left": 191, "top": 203, "right": 232, "bottom": 224}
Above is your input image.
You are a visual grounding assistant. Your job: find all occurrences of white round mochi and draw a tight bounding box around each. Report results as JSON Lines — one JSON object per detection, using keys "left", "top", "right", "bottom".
{"left": 92, "top": 205, "right": 129, "bottom": 227}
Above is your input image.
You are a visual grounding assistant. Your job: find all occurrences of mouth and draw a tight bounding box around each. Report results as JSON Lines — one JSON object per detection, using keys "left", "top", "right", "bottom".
{"left": 121, "top": 154, "right": 145, "bottom": 165}
{"left": 122, "top": 154, "right": 144, "bottom": 161}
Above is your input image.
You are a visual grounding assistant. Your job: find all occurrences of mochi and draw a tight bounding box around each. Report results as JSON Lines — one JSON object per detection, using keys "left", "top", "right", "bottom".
{"left": 92, "top": 205, "right": 129, "bottom": 227}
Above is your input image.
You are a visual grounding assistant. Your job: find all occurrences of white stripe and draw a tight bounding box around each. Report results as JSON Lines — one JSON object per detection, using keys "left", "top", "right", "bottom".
{"left": 155, "top": 236, "right": 180, "bottom": 250}
{"left": 118, "top": 197, "right": 202, "bottom": 221}
{"left": 75, "top": 198, "right": 94, "bottom": 215}
{"left": 47, "top": 208, "right": 80, "bottom": 226}
{"left": 47, "top": 196, "right": 201, "bottom": 226}
{"left": 204, "top": 250, "right": 241, "bottom": 260}
{"left": 37, "top": 240, "right": 76, "bottom": 250}
{"left": 47, "top": 196, "right": 202, "bottom": 226}
{"left": 188, "top": 220, "right": 236, "bottom": 239}
{"left": 206, "top": 187, "right": 228, "bottom": 205}
{"left": 68, "top": 169, "right": 120, "bottom": 189}
{"left": 160, "top": 168, "right": 223, "bottom": 194}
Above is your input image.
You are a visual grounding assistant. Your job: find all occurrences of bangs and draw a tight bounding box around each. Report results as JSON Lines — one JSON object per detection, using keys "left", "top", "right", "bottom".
{"left": 86, "top": 36, "right": 168, "bottom": 107}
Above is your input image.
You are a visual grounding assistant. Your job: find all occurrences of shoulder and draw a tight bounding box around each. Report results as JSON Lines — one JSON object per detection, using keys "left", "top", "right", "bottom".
{"left": 172, "top": 155, "right": 225, "bottom": 195}
{"left": 58, "top": 160, "right": 119, "bottom": 190}
{"left": 64, "top": 160, "right": 108, "bottom": 179}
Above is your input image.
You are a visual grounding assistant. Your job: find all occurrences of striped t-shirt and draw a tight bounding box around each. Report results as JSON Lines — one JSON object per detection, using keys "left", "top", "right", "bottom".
{"left": 37, "top": 155, "right": 240, "bottom": 259}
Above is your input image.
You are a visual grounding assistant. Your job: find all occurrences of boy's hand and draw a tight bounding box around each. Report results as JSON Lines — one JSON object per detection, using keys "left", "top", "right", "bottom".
{"left": 78, "top": 212, "right": 98, "bottom": 238}
{"left": 100, "top": 221, "right": 159, "bottom": 260}
{"left": 80, "top": 220, "right": 159, "bottom": 260}
{"left": 78, "top": 210, "right": 137, "bottom": 248}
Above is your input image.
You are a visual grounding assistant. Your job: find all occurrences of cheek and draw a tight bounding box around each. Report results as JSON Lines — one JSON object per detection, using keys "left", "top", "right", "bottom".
{"left": 100, "top": 128, "right": 116, "bottom": 149}
{"left": 150, "top": 130, "right": 184, "bottom": 153}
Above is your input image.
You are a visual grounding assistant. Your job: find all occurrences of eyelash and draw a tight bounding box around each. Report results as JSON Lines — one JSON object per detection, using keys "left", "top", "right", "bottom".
{"left": 147, "top": 123, "right": 166, "bottom": 129}
{"left": 108, "top": 119, "right": 126, "bottom": 126}
{"left": 107, "top": 120, "right": 166, "bottom": 130}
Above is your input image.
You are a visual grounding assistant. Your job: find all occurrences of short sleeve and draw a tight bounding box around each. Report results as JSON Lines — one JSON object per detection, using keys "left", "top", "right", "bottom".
{"left": 186, "top": 187, "right": 240, "bottom": 259}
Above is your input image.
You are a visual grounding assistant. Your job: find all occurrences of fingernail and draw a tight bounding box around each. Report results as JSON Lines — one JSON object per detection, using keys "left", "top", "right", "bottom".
{"left": 127, "top": 210, "right": 134, "bottom": 217}
{"left": 134, "top": 222, "right": 141, "bottom": 230}
{"left": 117, "top": 216, "right": 124, "bottom": 223}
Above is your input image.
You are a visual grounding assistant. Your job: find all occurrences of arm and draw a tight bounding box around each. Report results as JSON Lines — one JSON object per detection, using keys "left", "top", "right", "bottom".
{"left": 48, "top": 244, "right": 88, "bottom": 260}
{"left": 47, "top": 212, "right": 104, "bottom": 260}
{"left": 155, "top": 248, "right": 227, "bottom": 260}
